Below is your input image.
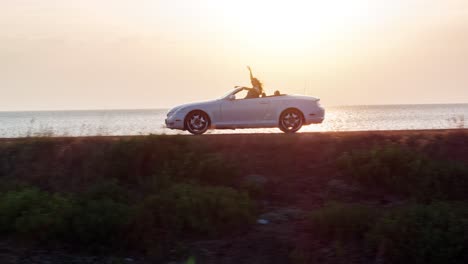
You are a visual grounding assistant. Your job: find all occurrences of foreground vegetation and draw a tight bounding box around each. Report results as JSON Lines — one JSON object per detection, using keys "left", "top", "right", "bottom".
{"left": 292, "top": 201, "right": 468, "bottom": 264}
{"left": 294, "top": 141, "right": 468, "bottom": 264}
{"left": 0, "top": 136, "right": 254, "bottom": 261}
{"left": 0, "top": 131, "right": 467, "bottom": 263}
{"left": 337, "top": 145, "right": 468, "bottom": 200}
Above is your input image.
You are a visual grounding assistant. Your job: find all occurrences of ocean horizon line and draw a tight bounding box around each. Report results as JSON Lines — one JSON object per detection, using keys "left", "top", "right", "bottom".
{"left": 1, "top": 102, "right": 468, "bottom": 113}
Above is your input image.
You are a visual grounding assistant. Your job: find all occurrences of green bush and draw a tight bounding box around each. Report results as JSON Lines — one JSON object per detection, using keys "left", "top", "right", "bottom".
{"left": 310, "top": 202, "right": 378, "bottom": 241}
{"left": 69, "top": 197, "right": 131, "bottom": 246}
{"left": 0, "top": 136, "right": 239, "bottom": 192}
{"left": 87, "top": 137, "right": 238, "bottom": 188}
{"left": 302, "top": 202, "right": 468, "bottom": 264}
{"left": 337, "top": 146, "right": 468, "bottom": 199}
{"left": 0, "top": 139, "right": 57, "bottom": 180}
{"left": 133, "top": 183, "right": 253, "bottom": 241}
{"left": 337, "top": 146, "right": 425, "bottom": 191}
{"left": 0, "top": 186, "right": 132, "bottom": 247}
{"left": 80, "top": 179, "right": 129, "bottom": 203}
{"left": 0, "top": 188, "right": 73, "bottom": 240}
{"left": 60, "top": 179, "right": 132, "bottom": 246}
{"left": 177, "top": 153, "right": 238, "bottom": 186}
{"left": 0, "top": 136, "right": 251, "bottom": 256}
{"left": 367, "top": 203, "right": 468, "bottom": 264}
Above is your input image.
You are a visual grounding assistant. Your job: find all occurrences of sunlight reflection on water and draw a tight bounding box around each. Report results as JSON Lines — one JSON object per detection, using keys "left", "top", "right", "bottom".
{"left": 0, "top": 104, "right": 467, "bottom": 138}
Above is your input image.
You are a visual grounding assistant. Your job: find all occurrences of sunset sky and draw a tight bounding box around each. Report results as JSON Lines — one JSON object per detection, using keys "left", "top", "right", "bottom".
{"left": 1, "top": 0, "right": 468, "bottom": 111}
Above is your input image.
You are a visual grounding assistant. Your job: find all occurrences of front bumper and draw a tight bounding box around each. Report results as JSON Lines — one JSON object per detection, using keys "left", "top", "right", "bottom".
{"left": 165, "top": 116, "right": 184, "bottom": 130}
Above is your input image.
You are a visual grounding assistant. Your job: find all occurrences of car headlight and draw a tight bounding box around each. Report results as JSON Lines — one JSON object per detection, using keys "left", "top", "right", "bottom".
{"left": 167, "top": 107, "right": 180, "bottom": 117}
{"left": 168, "top": 107, "right": 187, "bottom": 118}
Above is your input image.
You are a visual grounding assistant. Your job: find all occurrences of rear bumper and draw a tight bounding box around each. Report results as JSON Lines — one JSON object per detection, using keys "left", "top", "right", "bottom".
{"left": 305, "top": 107, "right": 325, "bottom": 124}
{"left": 306, "top": 116, "right": 324, "bottom": 124}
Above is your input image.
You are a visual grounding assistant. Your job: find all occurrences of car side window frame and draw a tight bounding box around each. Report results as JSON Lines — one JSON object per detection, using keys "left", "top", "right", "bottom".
{"left": 233, "top": 88, "right": 250, "bottom": 100}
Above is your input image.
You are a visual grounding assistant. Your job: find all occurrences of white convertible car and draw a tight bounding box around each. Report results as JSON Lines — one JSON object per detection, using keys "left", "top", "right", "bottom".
{"left": 165, "top": 87, "right": 325, "bottom": 135}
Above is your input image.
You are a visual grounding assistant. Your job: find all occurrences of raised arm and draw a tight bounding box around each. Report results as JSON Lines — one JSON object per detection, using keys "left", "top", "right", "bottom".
{"left": 247, "top": 66, "right": 254, "bottom": 81}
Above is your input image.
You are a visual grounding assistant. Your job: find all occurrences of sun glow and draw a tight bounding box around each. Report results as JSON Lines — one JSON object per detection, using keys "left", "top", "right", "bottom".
{"left": 217, "top": 0, "right": 377, "bottom": 54}
{"left": 4, "top": 0, "right": 467, "bottom": 110}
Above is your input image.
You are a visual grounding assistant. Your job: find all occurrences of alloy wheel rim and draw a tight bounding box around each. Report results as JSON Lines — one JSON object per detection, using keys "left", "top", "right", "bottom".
{"left": 189, "top": 114, "right": 207, "bottom": 131}
{"left": 282, "top": 112, "right": 302, "bottom": 130}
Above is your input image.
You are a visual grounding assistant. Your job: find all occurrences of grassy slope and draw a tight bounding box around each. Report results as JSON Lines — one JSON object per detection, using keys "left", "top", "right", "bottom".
{"left": 0, "top": 129, "right": 467, "bottom": 264}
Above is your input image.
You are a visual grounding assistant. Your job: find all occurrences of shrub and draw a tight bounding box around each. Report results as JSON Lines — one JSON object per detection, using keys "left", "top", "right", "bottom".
{"left": 310, "top": 202, "right": 378, "bottom": 242}
{"left": 337, "top": 146, "right": 425, "bottom": 191}
{"left": 80, "top": 179, "right": 129, "bottom": 203}
{"left": 367, "top": 203, "right": 468, "bottom": 264}
{"left": 0, "top": 136, "right": 240, "bottom": 193}
{"left": 63, "top": 180, "right": 131, "bottom": 246}
{"left": 85, "top": 137, "right": 238, "bottom": 188}
{"left": 337, "top": 146, "right": 468, "bottom": 199}
{"left": 69, "top": 197, "right": 131, "bottom": 246}
{"left": 133, "top": 183, "right": 254, "bottom": 242}
{"left": 176, "top": 153, "right": 238, "bottom": 186}
{"left": 0, "top": 186, "right": 132, "bottom": 248}
{"left": 0, "top": 188, "right": 73, "bottom": 240}
{"left": 424, "top": 160, "right": 468, "bottom": 200}
{"left": 0, "top": 139, "right": 57, "bottom": 179}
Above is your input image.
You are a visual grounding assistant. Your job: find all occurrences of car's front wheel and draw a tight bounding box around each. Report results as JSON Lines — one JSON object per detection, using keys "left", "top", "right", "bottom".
{"left": 185, "top": 110, "right": 210, "bottom": 135}
{"left": 279, "top": 108, "right": 304, "bottom": 133}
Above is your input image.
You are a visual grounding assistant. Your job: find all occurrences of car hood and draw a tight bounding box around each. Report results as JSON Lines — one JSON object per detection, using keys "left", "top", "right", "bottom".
{"left": 167, "top": 99, "right": 219, "bottom": 116}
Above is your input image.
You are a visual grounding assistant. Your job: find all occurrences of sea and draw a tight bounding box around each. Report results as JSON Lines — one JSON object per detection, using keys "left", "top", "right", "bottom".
{"left": 0, "top": 104, "right": 467, "bottom": 138}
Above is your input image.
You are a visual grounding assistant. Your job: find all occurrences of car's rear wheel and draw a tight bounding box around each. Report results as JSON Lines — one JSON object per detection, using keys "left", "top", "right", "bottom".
{"left": 185, "top": 110, "right": 210, "bottom": 135}
{"left": 279, "top": 108, "right": 304, "bottom": 133}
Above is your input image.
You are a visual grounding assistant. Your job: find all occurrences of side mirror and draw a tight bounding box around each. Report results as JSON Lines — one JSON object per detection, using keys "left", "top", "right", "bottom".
{"left": 228, "top": 94, "right": 236, "bottom": 101}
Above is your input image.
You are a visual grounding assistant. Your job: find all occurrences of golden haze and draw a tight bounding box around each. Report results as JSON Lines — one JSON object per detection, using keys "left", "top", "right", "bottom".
{"left": 1, "top": 0, "right": 468, "bottom": 110}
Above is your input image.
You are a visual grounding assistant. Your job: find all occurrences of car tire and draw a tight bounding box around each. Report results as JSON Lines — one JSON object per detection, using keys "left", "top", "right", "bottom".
{"left": 279, "top": 108, "right": 304, "bottom": 133}
{"left": 185, "top": 110, "right": 210, "bottom": 135}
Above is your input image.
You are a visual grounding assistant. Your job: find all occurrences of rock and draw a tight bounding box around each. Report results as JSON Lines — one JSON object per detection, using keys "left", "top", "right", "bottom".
{"left": 258, "top": 208, "right": 305, "bottom": 223}
{"left": 257, "top": 219, "right": 269, "bottom": 225}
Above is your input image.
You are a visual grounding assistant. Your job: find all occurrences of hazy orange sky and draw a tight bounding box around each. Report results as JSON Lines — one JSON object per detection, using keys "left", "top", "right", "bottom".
{"left": 1, "top": 0, "right": 468, "bottom": 110}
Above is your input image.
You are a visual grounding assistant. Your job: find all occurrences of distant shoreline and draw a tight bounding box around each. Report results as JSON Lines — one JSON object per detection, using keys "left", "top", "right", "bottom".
{"left": 1, "top": 102, "right": 468, "bottom": 113}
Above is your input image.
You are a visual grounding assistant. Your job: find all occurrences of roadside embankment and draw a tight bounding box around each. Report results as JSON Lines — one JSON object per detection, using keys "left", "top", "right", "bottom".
{"left": 0, "top": 130, "right": 467, "bottom": 264}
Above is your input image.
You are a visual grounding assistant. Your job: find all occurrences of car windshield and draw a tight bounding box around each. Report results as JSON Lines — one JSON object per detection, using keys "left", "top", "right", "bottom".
{"left": 219, "top": 88, "right": 239, "bottom": 99}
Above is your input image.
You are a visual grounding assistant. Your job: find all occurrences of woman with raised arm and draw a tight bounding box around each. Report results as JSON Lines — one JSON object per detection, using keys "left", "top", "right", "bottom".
{"left": 244, "top": 66, "right": 264, "bottom": 99}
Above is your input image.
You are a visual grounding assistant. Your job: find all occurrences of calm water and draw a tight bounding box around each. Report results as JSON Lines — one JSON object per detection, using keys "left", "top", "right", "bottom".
{"left": 0, "top": 104, "right": 467, "bottom": 138}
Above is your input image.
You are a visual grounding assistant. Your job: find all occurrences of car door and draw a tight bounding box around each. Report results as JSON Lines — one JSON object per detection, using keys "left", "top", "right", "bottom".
{"left": 220, "top": 97, "right": 271, "bottom": 127}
